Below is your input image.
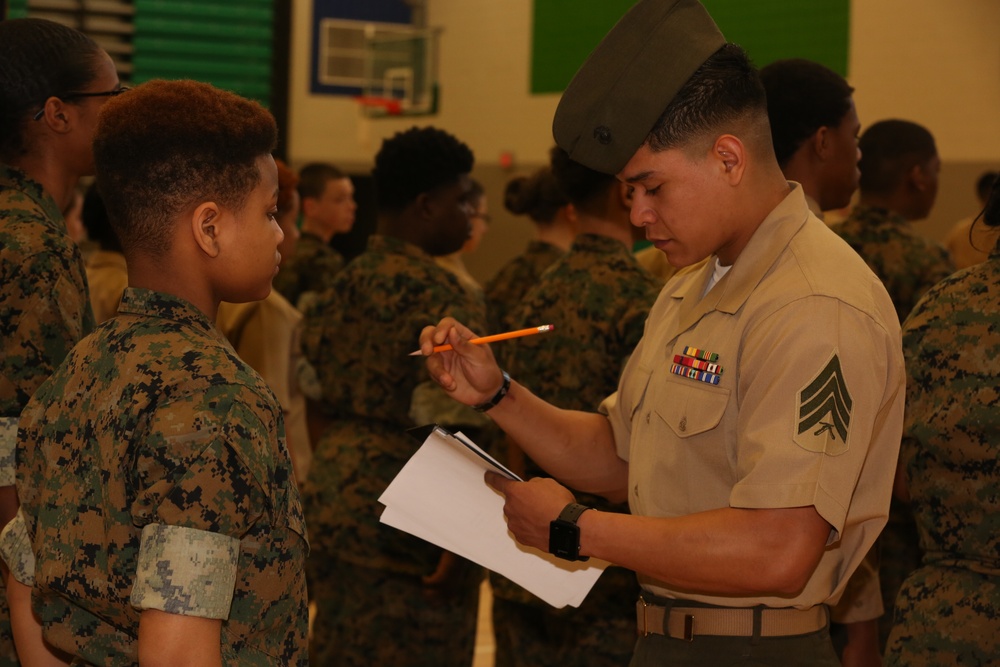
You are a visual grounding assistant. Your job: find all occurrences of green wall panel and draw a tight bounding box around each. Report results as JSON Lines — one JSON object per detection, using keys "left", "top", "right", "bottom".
{"left": 531, "top": 0, "right": 849, "bottom": 94}
{"left": 6, "top": 0, "right": 28, "bottom": 18}
{"left": 133, "top": 0, "right": 274, "bottom": 105}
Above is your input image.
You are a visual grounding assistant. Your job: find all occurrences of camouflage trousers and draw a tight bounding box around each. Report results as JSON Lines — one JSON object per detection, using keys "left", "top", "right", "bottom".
{"left": 878, "top": 497, "right": 922, "bottom": 648}
{"left": 884, "top": 565, "right": 1000, "bottom": 666}
{"left": 492, "top": 566, "right": 638, "bottom": 667}
{"left": 309, "top": 559, "right": 481, "bottom": 667}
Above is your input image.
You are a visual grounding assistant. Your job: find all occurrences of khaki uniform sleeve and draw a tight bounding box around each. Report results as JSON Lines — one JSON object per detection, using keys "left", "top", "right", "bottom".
{"left": 729, "top": 296, "right": 902, "bottom": 539}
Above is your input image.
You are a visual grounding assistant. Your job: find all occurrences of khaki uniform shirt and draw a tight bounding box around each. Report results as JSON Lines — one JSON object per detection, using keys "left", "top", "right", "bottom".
{"left": 85, "top": 249, "right": 128, "bottom": 325}
{"left": 217, "top": 291, "right": 312, "bottom": 484}
{"left": 601, "top": 185, "right": 905, "bottom": 609}
{"left": 805, "top": 193, "right": 884, "bottom": 624}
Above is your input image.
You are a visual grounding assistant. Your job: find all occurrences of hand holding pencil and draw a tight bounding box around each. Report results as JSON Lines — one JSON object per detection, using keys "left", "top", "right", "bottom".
{"left": 409, "top": 324, "right": 554, "bottom": 356}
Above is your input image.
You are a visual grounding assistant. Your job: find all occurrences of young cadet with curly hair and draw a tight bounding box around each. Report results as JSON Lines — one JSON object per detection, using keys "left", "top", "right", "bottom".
{"left": 420, "top": 1, "right": 904, "bottom": 664}
{"left": 2, "top": 80, "right": 308, "bottom": 666}
{"left": 0, "top": 18, "right": 120, "bottom": 665}
{"left": 302, "top": 126, "right": 486, "bottom": 666}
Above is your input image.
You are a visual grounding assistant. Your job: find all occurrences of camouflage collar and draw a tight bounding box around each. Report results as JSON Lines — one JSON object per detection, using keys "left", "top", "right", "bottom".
{"left": 117, "top": 287, "right": 219, "bottom": 337}
{"left": 569, "top": 233, "right": 633, "bottom": 256}
{"left": 848, "top": 204, "right": 907, "bottom": 227}
{"left": 365, "top": 233, "right": 435, "bottom": 262}
{"left": 0, "top": 163, "right": 63, "bottom": 229}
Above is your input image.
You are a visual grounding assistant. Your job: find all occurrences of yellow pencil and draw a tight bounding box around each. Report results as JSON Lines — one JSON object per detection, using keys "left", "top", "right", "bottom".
{"left": 409, "top": 324, "right": 555, "bottom": 356}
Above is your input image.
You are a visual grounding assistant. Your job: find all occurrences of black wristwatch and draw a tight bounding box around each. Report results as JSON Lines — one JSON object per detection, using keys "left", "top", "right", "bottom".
{"left": 549, "top": 502, "right": 591, "bottom": 562}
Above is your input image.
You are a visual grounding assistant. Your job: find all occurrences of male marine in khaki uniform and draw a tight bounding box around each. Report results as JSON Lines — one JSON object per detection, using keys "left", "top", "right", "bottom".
{"left": 419, "top": 1, "right": 905, "bottom": 664}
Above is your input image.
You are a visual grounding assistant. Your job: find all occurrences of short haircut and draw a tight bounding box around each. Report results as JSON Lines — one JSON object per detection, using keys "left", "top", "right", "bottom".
{"left": 976, "top": 170, "right": 998, "bottom": 202}
{"left": 504, "top": 166, "right": 568, "bottom": 225}
{"left": 857, "top": 119, "right": 937, "bottom": 195}
{"left": 983, "top": 176, "right": 1000, "bottom": 228}
{"left": 93, "top": 79, "right": 277, "bottom": 256}
{"left": 760, "top": 59, "right": 855, "bottom": 167}
{"left": 297, "top": 162, "right": 346, "bottom": 201}
{"left": 550, "top": 145, "right": 615, "bottom": 215}
{"left": 81, "top": 184, "right": 122, "bottom": 253}
{"left": 373, "top": 126, "right": 474, "bottom": 213}
{"left": 0, "top": 18, "right": 104, "bottom": 160}
{"left": 646, "top": 43, "right": 769, "bottom": 154}
{"left": 275, "top": 158, "right": 299, "bottom": 216}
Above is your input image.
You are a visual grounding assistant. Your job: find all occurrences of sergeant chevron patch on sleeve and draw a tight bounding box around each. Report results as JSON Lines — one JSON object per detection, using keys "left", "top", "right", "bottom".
{"left": 794, "top": 353, "right": 852, "bottom": 455}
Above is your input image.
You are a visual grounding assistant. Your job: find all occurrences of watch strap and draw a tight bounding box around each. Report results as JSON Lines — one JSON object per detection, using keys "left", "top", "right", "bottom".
{"left": 557, "top": 502, "right": 591, "bottom": 524}
{"left": 473, "top": 369, "right": 511, "bottom": 412}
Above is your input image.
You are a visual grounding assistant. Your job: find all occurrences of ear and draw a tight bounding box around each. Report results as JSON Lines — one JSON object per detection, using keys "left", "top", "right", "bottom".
{"left": 37, "top": 97, "right": 74, "bottom": 134}
{"left": 812, "top": 126, "right": 832, "bottom": 160}
{"left": 713, "top": 134, "right": 747, "bottom": 185}
{"left": 191, "top": 202, "right": 223, "bottom": 258}
{"left": 413, "top": 190, "right": 436, "bottom": 220}
{"left": 300, "top": 196, "right": 318, "bottom": 220}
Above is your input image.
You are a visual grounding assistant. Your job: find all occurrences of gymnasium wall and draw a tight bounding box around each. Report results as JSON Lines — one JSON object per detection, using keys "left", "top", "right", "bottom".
{"left": 287, "top": 0, "right": 1000, "bottom": 282}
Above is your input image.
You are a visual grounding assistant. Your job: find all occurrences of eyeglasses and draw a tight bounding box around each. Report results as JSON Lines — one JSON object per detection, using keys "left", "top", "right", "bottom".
{"left": 32, "top": 86, "right": 131, "bottom": 121}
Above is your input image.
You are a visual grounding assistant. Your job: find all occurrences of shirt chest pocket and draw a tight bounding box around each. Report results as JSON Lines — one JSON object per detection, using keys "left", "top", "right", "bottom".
{"left": 653, "top": 378, "right": 730, "bottom": 438}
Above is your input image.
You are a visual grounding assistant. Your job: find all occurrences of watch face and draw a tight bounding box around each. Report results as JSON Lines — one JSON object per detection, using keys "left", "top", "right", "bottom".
{"left": 549, "top": 520, "right": 580, "bottom": 560}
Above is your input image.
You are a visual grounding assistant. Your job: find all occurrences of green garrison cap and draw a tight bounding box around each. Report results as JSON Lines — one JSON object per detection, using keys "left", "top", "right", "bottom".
{"left": 552, "top": 0, "right": 726, "bottom": 175}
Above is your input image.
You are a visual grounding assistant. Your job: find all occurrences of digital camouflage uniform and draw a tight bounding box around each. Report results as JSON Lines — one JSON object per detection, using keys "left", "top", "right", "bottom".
{"left": 0, "top": 164, "right": 95, "bottom": 666}
{"left": 830, "top": 203, "right": 956, "bottom": 646}
{"left": 273, "top": 231, "right": 344, "bottom": 310}
{"left": 884, "top": 241, "right": 1000, "bottom": 666}
{"left": 830, "top": 204, "right": 955, "bottom": 324}
{"left": 5, "top": 288, "right": 308, "bottom": 665}
{"left": 301, "top": 234, "right": 487, "bottom": 667}
{"left": 493, "top": 233, "right": 662, "bottom": 667}
{"left": 483, "top": 240, "right": 565, "bottom": 332}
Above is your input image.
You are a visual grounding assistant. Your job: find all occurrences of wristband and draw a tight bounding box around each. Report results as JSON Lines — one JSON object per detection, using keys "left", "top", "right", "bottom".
{"left": 472, "top": 369, "right": 511, "bottom": 412}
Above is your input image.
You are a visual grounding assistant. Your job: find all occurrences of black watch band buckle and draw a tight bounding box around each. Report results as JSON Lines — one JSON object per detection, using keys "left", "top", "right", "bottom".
{"left": 549, "top": 502, "right": 590, "bottom": 562}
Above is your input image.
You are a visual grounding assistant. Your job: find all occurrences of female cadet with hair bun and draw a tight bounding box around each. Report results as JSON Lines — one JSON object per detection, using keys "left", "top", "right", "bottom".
{"left": 0, "top": 18, "right": 122, "bottom": 664}
{"left": 483, "top": 164, "right": 578, "bottom": 331}
{"left": 885, "top": 178, "right": 1000, "bottom": 665}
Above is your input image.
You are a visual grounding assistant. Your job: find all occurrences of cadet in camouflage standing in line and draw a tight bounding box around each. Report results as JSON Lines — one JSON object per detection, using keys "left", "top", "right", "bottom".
{"left": 1, "top": 79, "right": 309, "bottom": 665}
{"left": 0, "top": 19, "right": 117, "bottom": 665}
{"left": 831, "top": 119, "right": 954, "bottom": 324}
{"left": 484, "top": 166, "right": 576, "bottom": 331}
{"left": 273, "top": 162, "right": 356, "bottom": 310}
{"left": 884, "top": 179, "right": 1000, "bottom": 666}
{"left": 829, "top": 119, "right": 955, "bottom": 646}
{"left": 301, "top": 126, "right": 487, "bottom": 667}
{"left": 492, "top": 145, "right": 662, "bottom": 667}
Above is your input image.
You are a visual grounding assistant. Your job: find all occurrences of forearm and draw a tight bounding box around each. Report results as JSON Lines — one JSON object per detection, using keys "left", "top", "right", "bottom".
{"left": 577, "top": 505, "right": 831, "bottom": 596}
{"left": 488, "top": 381, "right": 627, "bottom": 500}
{"left": 0, "top": 486, "right": 18, "bottom": 532}
{"left": 7, "top": 577, "right": 70, "bottom": 667}
{"left": 138, "top": 610, "right": 222, "bottom": 667}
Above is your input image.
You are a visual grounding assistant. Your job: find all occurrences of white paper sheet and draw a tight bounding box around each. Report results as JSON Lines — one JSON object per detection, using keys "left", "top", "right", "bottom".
{"left": 378, "top": 426, "right": 607, "bottom": 608}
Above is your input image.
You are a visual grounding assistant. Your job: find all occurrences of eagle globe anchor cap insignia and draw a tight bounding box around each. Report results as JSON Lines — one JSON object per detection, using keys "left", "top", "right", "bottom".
{"left": 795, "top": 353, "right": 852, "bottom": 456}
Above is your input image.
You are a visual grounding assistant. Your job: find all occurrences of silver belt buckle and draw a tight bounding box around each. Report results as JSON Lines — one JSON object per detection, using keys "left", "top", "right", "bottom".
{"left": 638, "top": 597, "right": 650, "bottom": 637}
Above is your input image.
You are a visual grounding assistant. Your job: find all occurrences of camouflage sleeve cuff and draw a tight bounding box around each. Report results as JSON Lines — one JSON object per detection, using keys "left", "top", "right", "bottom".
{"left": 0, "top": 509, "right": 35, "bottom": 587}
{"left": 130, "top": 524, "right": 239, "bottom": 620}
{"left": 0, "top": 417, "right": 18, "bottom": 487}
